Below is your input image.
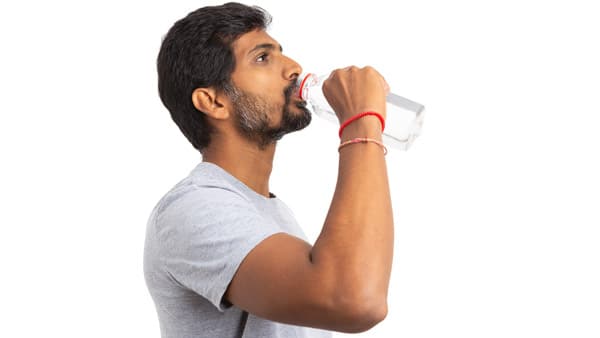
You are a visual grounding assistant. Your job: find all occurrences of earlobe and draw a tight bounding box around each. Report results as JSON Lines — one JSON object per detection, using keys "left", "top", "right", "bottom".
{"left": 191, "top": 88, "right": 230, "bottom": 120}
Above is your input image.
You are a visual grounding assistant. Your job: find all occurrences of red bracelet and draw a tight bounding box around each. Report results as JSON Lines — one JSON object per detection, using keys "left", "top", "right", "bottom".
{"left": 338, "top": 111, "right": 385, "bottom": 138}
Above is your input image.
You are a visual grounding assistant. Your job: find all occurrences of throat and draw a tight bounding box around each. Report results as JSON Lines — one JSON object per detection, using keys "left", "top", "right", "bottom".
{"left": 202, "top": 141, "right": 276, "bottom": 198}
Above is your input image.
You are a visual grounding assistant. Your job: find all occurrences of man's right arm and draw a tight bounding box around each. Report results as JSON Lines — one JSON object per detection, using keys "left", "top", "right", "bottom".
{"left": 225, "top": 66, "right": 393, "bottom": 333}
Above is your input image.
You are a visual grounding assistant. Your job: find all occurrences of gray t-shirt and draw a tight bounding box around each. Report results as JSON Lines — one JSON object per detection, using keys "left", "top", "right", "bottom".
{"left": 144, "top": 162, "right": 332, "bottom": 338}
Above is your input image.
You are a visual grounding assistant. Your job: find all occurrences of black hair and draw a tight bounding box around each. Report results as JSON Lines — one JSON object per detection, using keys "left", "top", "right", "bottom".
{"left": 157, "top": 2, "right": 272, "bottom": 152}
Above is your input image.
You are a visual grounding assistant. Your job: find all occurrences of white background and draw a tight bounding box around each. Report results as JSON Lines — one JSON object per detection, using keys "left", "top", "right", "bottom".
{"left": 1, "top": 1, "right": 599, "bottom": 337}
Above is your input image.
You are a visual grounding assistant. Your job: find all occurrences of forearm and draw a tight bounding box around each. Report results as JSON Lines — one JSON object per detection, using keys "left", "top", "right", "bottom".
{"left": 311, "top": 117, "right": 394, "bottom": 308}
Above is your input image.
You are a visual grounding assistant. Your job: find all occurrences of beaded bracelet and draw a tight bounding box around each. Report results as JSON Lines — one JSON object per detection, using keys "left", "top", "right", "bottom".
{"left": 338, "top": 137, "right": 388, "bottom": 155}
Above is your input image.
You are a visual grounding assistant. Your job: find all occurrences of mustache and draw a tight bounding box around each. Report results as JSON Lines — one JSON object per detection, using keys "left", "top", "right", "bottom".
{"left": 284, "top": 79, "right": 297, "bottom": 100}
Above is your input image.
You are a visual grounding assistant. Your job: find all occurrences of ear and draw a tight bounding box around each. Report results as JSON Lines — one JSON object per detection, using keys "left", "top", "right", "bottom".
{"left": 191, "top": 87, "right": 230, "bottom": 120}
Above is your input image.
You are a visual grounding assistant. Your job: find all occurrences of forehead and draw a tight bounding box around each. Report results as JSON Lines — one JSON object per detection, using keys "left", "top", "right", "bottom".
{"left": 231, "top": 29, "right": 279, "bottom": 57}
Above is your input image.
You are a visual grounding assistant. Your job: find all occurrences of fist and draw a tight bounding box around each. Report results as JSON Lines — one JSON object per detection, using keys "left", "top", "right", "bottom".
{"left": 321, "top": 66, "right": 389, "bottom": 124}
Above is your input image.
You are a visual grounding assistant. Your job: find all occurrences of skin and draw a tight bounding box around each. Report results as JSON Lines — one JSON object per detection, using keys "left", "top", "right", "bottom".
{"left": 191, "top": 29, "right": 393, "bottom": 333}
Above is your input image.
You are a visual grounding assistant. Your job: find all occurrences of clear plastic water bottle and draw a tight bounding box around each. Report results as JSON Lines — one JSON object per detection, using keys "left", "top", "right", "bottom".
{"left": 297, "top": 73, "right": 425, "bottom": 151}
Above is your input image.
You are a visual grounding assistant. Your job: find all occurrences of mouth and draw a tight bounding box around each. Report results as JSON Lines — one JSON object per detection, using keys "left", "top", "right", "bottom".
{"left": 291, "top": 86, "right": 301, "bottom": 100}
{"left": 292, "top": 90, "right": 305, "bottom": 104}
{"left": 283, "top": 82, "right": 308, "bottom": 113}
{"left": 284, "top": 81, "right": 302, "bottom": 102}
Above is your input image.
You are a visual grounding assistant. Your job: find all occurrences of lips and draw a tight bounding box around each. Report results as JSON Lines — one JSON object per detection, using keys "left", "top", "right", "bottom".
{"left": 284, "top": 80, "right": 301, "bottom": 101}
{"left": 291, "top": 87, "right": 302, "bottom": 100}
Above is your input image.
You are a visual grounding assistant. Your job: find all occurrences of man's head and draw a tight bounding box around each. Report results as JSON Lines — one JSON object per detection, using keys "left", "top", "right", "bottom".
{"left": 157, "top": 2, "right": 311, "bottom": 153}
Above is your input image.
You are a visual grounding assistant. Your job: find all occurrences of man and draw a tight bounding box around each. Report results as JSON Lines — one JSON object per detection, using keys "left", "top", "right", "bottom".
{"left": 144, "top": 2, "right": 393, "bottom": 337}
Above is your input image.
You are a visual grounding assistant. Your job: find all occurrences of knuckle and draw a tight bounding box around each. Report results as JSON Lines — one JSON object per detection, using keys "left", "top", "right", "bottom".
{"left": 363, "top": 66, "right": 378, "bottom": 75}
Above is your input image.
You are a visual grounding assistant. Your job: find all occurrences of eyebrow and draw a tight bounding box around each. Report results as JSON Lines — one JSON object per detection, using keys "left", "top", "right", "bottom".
{"left": 247, "top": 43, "right": 283, "bottom": 55}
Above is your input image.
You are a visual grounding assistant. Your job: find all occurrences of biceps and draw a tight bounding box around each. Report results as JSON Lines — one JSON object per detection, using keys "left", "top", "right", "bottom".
{"left": 224, "top": 233, "right": 334, "bottom": 326}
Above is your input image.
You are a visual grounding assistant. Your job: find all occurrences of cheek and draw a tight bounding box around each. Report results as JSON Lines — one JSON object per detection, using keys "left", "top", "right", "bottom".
{"left": 266, "top": 90, "right": 287, "bottom": 111}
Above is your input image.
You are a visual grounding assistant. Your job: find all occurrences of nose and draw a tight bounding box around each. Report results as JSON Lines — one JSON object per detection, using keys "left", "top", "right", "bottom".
{"left": 283, "top": 55, "right": 302, "bottom": 81}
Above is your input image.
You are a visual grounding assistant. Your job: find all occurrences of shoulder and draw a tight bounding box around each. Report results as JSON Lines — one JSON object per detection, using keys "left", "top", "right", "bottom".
{"left": 160, "top": 162, "right": 249, "bottom": 210}
{"left": 146, "top": 163, "right": 258, "bottom": 236}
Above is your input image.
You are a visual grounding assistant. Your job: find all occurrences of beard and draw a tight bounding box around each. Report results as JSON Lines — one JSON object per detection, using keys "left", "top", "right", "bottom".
{"left": 225, "top": 81, "right": 312, "bottom": 149}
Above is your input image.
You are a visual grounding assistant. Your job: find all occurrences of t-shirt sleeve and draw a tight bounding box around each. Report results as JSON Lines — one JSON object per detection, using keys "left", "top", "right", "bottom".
{"left": 156, "top": 185, "right": 281, "bottom": 312}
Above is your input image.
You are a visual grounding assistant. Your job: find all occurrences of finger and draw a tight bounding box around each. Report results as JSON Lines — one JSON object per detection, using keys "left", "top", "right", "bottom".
{"left": 383, "top": 79, "right": 390, "bottom": 95}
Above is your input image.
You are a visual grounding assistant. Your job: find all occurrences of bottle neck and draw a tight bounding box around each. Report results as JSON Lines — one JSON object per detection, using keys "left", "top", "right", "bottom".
{"left": 297, "top": 73, "right": 317, "bottom": 101}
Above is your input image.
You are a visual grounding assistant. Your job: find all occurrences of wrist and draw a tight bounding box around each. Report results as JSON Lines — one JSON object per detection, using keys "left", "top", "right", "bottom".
{"left": 338, "top": 111, "right": 385, "bottom": 139}
{"left": 339, "top": 117, "right": 382, "bottom": 142}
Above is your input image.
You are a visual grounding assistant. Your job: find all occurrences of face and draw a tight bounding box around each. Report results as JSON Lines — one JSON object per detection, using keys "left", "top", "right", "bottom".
{"left": 227, "top": 29, "right": 311, "bottom": 148}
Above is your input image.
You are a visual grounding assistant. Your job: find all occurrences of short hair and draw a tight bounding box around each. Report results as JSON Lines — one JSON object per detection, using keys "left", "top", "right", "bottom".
{"left": 157, "top": 2, "right": 272, "bottom": 152}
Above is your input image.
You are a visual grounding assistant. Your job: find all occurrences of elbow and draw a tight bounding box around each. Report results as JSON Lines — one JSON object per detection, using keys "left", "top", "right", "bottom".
{"left": 333, "top": 293, "right": 388, "bottom": 333}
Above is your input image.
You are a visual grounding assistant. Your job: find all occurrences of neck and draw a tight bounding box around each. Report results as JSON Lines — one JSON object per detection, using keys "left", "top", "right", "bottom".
{"left": 201, "top": 135, "right": 276, "bottom": 198}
